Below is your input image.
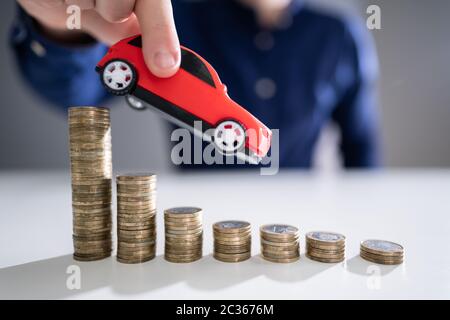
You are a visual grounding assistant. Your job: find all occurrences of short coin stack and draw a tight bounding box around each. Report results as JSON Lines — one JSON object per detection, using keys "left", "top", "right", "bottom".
{"left": 260, "top": 224, "right": 300, "bottom": 263}
{"left": 306, "top": 231, "right": 346, "bottom": 263}
{"left": 213, "top": 221, "right": 251, "bottom": 263}
{"left": 360, "top": 239, "right": 404, "bottom": 265}
{"left": 164, "top": 207, "right": 203, "bottom": 263}
{"left": 116, "top": 173, "right": 157, "bottom": 264}
{"left": 69, "top": 107, "right": 113, "bottom": 261}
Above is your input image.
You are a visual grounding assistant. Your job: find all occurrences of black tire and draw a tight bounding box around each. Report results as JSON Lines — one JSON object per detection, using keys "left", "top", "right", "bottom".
{"left": 100, "top": 59, "right": 137, "bottom": 96}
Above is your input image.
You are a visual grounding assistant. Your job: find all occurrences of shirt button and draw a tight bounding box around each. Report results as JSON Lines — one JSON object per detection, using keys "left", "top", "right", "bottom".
{"left": 31, "top": 40, "right": 46, "bottom": 57}
{"left": 255, "top": 78, "right": 277, "bottom": 100}
{"left": 254, "top": 31, "right": 274, "bottom": 51}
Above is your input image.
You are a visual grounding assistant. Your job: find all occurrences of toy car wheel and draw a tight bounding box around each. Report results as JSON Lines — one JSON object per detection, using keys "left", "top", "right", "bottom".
{"left": 213, "top": 120, "right": 246, "bottom": 155}
{"left": 126, "top": 95, "right": 146, "bottom": 111}
{"left": 101, "top": 60, "right": 136, "bottom": 95}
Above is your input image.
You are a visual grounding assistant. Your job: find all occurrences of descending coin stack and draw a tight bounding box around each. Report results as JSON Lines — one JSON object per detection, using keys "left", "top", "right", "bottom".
{"left": 360, "top": 239, "right": 404, "bottom": 265}
{"left": 69, "top": 107, "right": 113, "bottom": 261}
{"left": 116, "top": 174, "right": 157, "bottom": 264}
{"left": 306, "top": 231, "right": 346, "bottom": 263}
{"left": 213, "top": 221, "right": 251, "bottom": 263}
{"left": 260, "top": 224, "right": 300, "bottom": 263}
{"left": 164, "top": 207, "right": 203, "bottom": 263}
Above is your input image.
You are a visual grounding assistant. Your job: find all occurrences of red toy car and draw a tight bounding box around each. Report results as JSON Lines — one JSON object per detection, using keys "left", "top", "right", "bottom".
{"left": 96, "top": 35, "right": 271, "bottom": 163}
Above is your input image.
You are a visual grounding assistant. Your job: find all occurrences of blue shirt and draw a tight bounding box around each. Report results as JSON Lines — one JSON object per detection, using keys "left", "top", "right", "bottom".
{"left": 10, "top": 0, "right": 380, "bottom": 168}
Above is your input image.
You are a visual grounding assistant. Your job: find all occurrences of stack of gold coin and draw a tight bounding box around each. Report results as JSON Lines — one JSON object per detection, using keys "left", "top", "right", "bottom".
{"left": 69, "top": 107, "right": 113, "bottom": 261}
{"left": 360, "top": 239, "right": 404, "bottom": 265}
{"left": 116, "top": 173, "right": 157, "bottom": 264}
{"left": 306, "top": 231, "right": 346, "bottom": 263}
{"left": 164, "top": 207, "right": 203, "bottom": 263}
{"left": 260, "top": 224, "right": 300, "bottom": 263}
{"left": 213, "top": 221, "right": 251, "bottom": 263}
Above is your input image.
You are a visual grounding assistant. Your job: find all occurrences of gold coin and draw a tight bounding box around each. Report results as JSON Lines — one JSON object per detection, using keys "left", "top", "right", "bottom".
{"left": 360, "top": 249, "right": 404, "bottom": 262}
{"left": 306, "top": 231, "right": 346, "bottom": 247}
{"left": 360, "top": 253, "right": 403, "bottom": 265}
{"left": 214, "top": 231, "right": 251, "bottom": 238}
{"left": 213, "top": 254, "right": 251, "bottom": 263}
{"left": 306, "top": 251, "right": 345, "bottom": 260}
{"left": 165, "top": 240, "right": 203, "bottom": 247}
{"left": 164, "top": 207, "right": 202, "bottom": 218}
{"left": 261, "top": 255, "right": 300, "bottom": 263}
{"left": 306, "top": 241, "right": 345, "bottom": 251}
{"left": 117, "top": 173, "right": 156, "bottom": 181}
{"left": 261, "top": 249, "right": 299, "bottom": 258}
{"left": 260, "top": 224, "right": 299, "bottom": 238}
{"left": 73, "top": 253, "right": 111, "bottom": 262}
{"left": 261, "top": 243, "right": 297, "bottom": 252}
{"left": 118, "top": 208, "right": 156, "bottom": 215}
{"left": 214, "top": 251, "right": 251, "bottom": 259}
{"left": 165, "top": 228, "right": 203, "bottom": 236}
{"left": 213, "top": 221, "right": 251, "bottom": 233}
{"left": 116, "top": 255, "right": 155, "bottom": 264}
{"left": 306, "top": 253, "right": 345, "bottom": 263}
{"left": 214, "top": 247, "right": 251, "bottom": 254}
{"left": 306, "top": 245, "right": 345, "bottom": 255}
{"left": 214, "top": 243, "right": 251, "bottom": 250}
{"left": 260, "top": 239, "right": 299, "bottom": 247}
{"left": 164, "top": 218, "right": 202, "bottom": 225}
{"left": 360, "top": 239, "right": 404, "bottom": 256}
{"left": 117, "top": 252, "right": 155, "bottom": 260}
{"left": 164, "top": 256, "right": 202, "bottom": 263}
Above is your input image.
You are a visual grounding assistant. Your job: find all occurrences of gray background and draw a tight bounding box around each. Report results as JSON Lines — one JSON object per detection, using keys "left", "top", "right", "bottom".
{"left": 0, "top": 0, "right": 449, "bottom": 171}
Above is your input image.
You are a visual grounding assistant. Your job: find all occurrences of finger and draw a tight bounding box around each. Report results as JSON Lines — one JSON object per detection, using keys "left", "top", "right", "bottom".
{"left": 19, "top": 0, "right": 64, "bottom": 10}
{"left": 95, "top": 0, "right": 136, "bottom": 23}
{"left": 39, "top": 0, "right": 65, "bottom": 9}
{"left": 135, "top": 0, "right": 180, "bottom": 78}
{"left": 65, "top": 0, "right": 95, "bottom": 10}
{"left": 83, "top": 10, "right": 140, "bottom": 45}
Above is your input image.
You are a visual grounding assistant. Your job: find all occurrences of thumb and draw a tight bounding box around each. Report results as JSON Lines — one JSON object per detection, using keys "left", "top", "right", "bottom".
{"left": 134, "top": 0, "right": 181, "bottom": 78}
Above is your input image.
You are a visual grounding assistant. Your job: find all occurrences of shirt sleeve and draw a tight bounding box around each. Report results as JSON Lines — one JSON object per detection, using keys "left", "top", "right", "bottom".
{"left": 332, "top": 17, "right": 381, "bottom": 168}
{"left": 9, "top": 7, "right": 111, "bottom": 109}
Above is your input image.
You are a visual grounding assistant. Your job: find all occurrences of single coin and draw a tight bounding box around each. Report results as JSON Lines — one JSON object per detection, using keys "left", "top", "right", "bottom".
{"left": 261, "top": 255, "right": 300, "bottom": 263}
{"left": 213, "top": 253, "right": 251, "bottom": 263}
{"left": 306, "top": 253, "right": 345, "bottom": 263}
{"left": 260, "top": 224, "right": 299, "bottom": 237}
{"left": 213, "top": 221, "right": 251, "bottom": 233}
{"left": 116, "top": 255, "right": 154, "bottom": 264}
{"left": 164, "top": 207, "right": 202, "bottom": 218}
{"left": 360, "top": 250, "right": 404, "bottom": 263}
{"left": 73, "top": 253, "right": 111, "bottom": 262}
{"left": 306, "top": 231, "right": 346, "bottom": 246}
{"left": 360, "top": 239, "right": 404, "bottom": 256}
{"left": 260, "top": 238, "right": 299, "bottom": 247}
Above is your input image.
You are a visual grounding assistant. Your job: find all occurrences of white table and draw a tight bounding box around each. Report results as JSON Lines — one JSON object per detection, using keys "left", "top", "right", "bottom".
{"left": 0, "top": 170, "right": 449, "bottom": 299}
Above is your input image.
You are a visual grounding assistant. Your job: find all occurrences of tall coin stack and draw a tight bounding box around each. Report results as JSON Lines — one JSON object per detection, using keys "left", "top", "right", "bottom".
{"left": 69, "top": 107, "right": 113, "bottom": 261}
{"left": 360, "top": 239, "right": 404, "bottom": 265}
{"left": 213, "top": 221, "right": 251, "bottom": 263}
{"left": 164, "top": 207, "right": 203, "bottom": 263}
{"left": 260, "top": 224, "right": 300, "bottom": 263}
{"left": 116, "top": 174, "right": 157, "bottom": 264}
{"left": 306, "top": 231, "right": 346, "bottom": 263}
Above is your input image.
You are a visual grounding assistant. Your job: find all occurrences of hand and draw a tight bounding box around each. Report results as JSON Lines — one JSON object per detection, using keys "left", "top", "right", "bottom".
{"left": 17, "top": 0, "right": 181, "bottom": 78}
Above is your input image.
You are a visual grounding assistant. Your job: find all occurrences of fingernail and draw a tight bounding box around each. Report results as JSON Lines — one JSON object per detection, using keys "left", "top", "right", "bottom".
{"left": 153, "top": 51, "right": 177, "bottom": 70}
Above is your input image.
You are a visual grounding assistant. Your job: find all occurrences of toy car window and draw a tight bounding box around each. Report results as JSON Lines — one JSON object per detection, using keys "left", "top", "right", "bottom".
{"left": 128, "top": 36, "right": 142, "bottom": 48}
{"left": 128, "top": 38, "right": 215, "bottom": 88}
{"left": 181, "top": 49, "right": 216, "bottom": 88}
